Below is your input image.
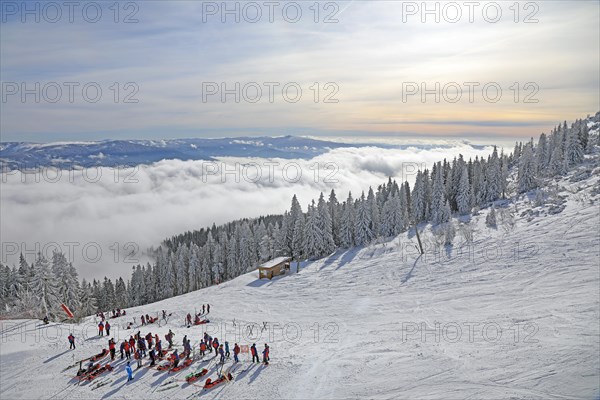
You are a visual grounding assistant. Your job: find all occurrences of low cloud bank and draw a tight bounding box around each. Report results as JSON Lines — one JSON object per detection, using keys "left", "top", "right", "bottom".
{"left": 0, "top": 142, "right": 496, "bottom": 280}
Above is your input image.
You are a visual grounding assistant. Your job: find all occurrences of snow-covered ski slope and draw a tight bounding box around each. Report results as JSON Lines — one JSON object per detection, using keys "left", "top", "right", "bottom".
{"left": 1, "top": 163, "right": 599, "bottom": 400}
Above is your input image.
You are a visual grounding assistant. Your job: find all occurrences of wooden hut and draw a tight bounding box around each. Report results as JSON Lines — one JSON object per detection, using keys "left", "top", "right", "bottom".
{"left": 258, "top": 257, "right": 292, "bottom": 280}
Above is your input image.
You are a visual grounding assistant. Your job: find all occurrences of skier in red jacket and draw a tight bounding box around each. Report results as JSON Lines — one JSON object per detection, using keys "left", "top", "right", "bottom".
{"left": 109, "top": 339, "right": 116, "bottom": 360}
{"left": 262, "top": 344, "right": 270, "bottom": 365}
{"left": 233, "top": 343, "right": 240, "bottom": 363}
{"left": 251, "top": 343, "right": 259, "bottom": 363}
{"left": 68, "top": 333, "right": 76, "bottom": 350}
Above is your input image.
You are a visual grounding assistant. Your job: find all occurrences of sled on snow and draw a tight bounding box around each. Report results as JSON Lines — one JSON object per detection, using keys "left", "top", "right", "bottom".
{"left": 194, "top": 319, "right": 210, "bottom": 325}
{"left": 88, "top": 349, "right": 108, "bottom": 362}
{"left": 185, "top": 368, "right": 208, "bottom": 383}
{"left": 155, "top": 349, "right": 169, "bottom": 359}
{"left": 84, "top": 364, "right": 113, "bottom": 381}
{"left": 76, "top": 363, "right": 100, "bottom": 380}
{"left": 203, "top": 373, "right": 233, "bottom": 389}
{"left": 156, "top": 352, "right": 178, "bottom": 370}
{"left": 169, "top": 358, "right": 193, "bottom": 373}
{"left": 157, "top": 362, "right": 172, "bottom": 371}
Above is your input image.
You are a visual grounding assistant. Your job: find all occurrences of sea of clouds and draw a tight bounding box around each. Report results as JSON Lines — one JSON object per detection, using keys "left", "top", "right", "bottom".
{"left": 0, "top": 142, "right": 499, "bottom": 280}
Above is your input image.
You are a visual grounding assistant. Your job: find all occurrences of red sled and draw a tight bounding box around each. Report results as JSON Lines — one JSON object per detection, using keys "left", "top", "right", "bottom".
{"left": 185, "top": 369, "right": 208, "bottom": 384}
{"left": 169, "top": 358, "right": 193, "bottom": 373}
{"left": 156, "top": 353, "right": 181, "bottom": 370}
{"left": 203, "top": 373, "right": 233, "bottom": 389}
{"left": 76, "top": 364, "right": 100, "bottom": 380}
{"left": 156, "top": 349, "right": 169, "bottom": 359}
{"left": 85, "top": 364, "right": 113, "bottom": 381}
{"left": 194, "top": 319, "right": 209, "bottom": 325}
{"left": 156, "top": 362, "right": 172, "bottom": 371}
{"left": 89, "top": 349, "right": 108, "bottom": 361}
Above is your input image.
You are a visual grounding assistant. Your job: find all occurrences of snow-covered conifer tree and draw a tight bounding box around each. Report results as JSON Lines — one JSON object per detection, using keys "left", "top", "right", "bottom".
{"left": 456, "top": 166, "right": 472, "bottom": 215}
{"left": 354, "top": 192, "right": 373, "bottom": 245}
{"left": 31, "top": 252, "right": 59, "bottom": 318}
{"left": 339, "top": 193, "right": 355, "bottom": 248}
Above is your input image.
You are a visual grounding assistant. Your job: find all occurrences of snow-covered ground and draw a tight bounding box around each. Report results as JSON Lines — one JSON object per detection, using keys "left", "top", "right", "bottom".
{"left": 1, "top": 165, "right": 599, "bottom": 399}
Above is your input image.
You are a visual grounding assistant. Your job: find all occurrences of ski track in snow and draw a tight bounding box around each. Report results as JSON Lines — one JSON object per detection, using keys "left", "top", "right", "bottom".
{"left": 1, "top": 167, "right": 599, "bottom": 400}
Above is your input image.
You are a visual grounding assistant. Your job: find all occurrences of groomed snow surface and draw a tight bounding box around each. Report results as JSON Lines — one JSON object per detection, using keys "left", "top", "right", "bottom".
{"left": 1, "top": 166, "right": 599, "bottom": 400}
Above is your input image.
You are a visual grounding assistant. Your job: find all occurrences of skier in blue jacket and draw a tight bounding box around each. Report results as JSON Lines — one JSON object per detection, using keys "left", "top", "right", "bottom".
{"left": 218, "top": 344, "right": 225, "bottom": 364}
{"left": 125, "top": 362, "right": 133, "bottom": 382}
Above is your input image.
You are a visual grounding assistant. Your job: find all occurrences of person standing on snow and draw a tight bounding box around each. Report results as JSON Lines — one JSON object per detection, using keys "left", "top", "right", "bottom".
{"left": 120, "top": 341, "right": 125, "bottom": 359}
{"left": 145, "top": 332, "right": 153, "bottom": 349}
{"left": 224, "top": 341, "right": 230, "bottom": 358}
{"left": 109, "top": 339, "right": 116, "bottom": 361}
{"left": 218, "top": 344, "right": 225, "bottom": 364}
{"left": 166, "top": 330, "right": 174, "bottom": 349}
{"left": 199, "top": 340, "right": 207, "bottom": 357}
{"left": 141, "top": 315, "right": 146, "bottom": 326}
{"left": 207, "top": 304, "right": 210, "bottom": 314}
{"left": 68, "top": 333, "right": 76, "bottom": 350}
{"left": 105, "top": 321, "right": 111, "bottom": 336}
{"left": 262, "top": 344, "right": 270, "bottom": 365}
{"left": 202, "top": 304, "right": 205, "bottom": 315}
{"left": 212, "top": 337, "right": 219, "bottom": 356}
{"left": 135, "top": 348, "right": 142, "bottom": 369}
{"left": 138, "top": 337, "right": 147, "bottom": 357}
{"left": 149, "top": 348, "right": 156, "bottom": 367}
{"left": 98, "top": 321, "right": 104, "bottom": 336}
{"left": 251, "top": 343, "right": 259, "bottom": 363}
{"left": 233, "top": 343, "right": 240, "bottom": 363}
{"left": 125, "top": 361, "right": 133, "bottom": 382}
{"left": 124, "top": 341, "right": 131, "bottom": 360}
{"left": 172, "top": 349, "right": 180, "bottom": 368}
{"left": 183, "top": 337, "right": 192, "bottom": 359}
{"left": 156, "top": 338, "right": 162, "bottom": 356}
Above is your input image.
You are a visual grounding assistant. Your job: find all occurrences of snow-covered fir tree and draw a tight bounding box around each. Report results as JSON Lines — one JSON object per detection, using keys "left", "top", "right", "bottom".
{"left": 31, "top": 252, "right": 59, "bottom": 318}
{"left": 518, "top": 143, "right": 537, "bottom": 193}
{"left": 339, "top": 192, "right": 356, "bottom": 248}
{"left": 354, "top": 192, "right": 374, "bottom": 246}
{"left": 456, "top": 165, "right": 472, "bottom": 215}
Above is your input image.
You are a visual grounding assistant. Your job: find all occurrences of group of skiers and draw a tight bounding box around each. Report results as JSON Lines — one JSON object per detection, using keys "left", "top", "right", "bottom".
{"left": 198, "top": 331, "right": 269, "bottom": 365}
{"left": 140, "top": 313, "right": 157, "bottom": 325}
{"left": 97, "top": 321, "right": 111, "bottom": 336}
{"left": 110, "top": 308, "right": 126, "bottom": 318}
{"left": 67, "top": 328, "right": 271, "bottom": 386}
{"left": 68, "top": 303, "right": 271, "bottom": 387}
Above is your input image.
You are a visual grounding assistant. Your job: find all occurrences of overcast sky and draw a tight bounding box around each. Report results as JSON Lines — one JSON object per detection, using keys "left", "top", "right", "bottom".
{"left": 1, "top": 1, "right": 598, "bottom": 143}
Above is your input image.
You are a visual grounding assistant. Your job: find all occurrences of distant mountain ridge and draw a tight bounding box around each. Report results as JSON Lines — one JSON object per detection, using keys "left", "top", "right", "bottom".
{"left": 0, "top": 135, "right": 481, "bottom": 169}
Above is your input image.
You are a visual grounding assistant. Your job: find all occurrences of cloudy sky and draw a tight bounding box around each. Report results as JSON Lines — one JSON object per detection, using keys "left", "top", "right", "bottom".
{"left": 1, "top": 1, "right": 598, "bottom": 143}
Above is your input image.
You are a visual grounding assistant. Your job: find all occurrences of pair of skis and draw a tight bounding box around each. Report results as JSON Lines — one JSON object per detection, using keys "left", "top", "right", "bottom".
{"left": 152, "top": 379, "right": 179, "bottom": 393}
{"left": 90, "top": 378, "right": 113, "bottom": 391}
